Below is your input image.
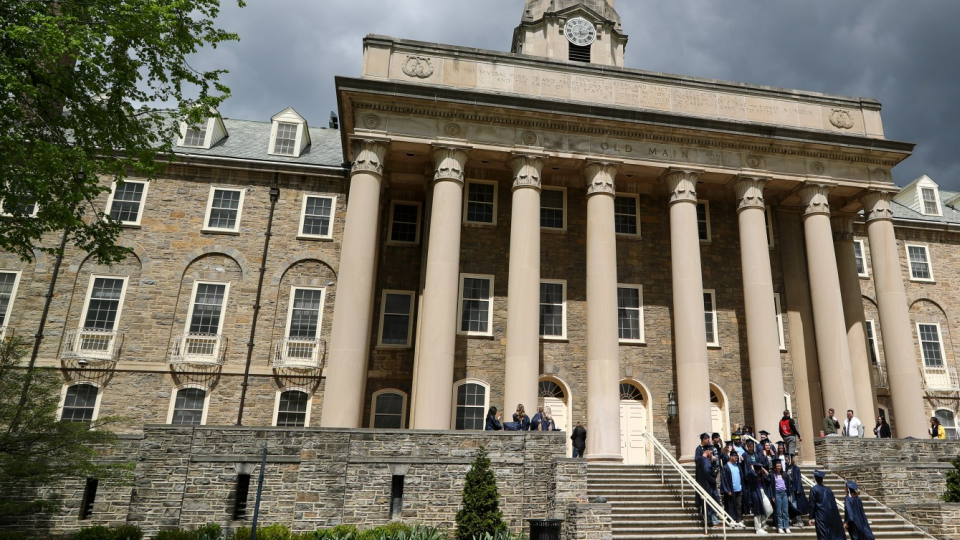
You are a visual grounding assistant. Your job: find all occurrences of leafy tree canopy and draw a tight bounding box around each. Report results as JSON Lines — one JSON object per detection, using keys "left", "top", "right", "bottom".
{"left": 0, "top": 0, "right": 243, "bottom": 264}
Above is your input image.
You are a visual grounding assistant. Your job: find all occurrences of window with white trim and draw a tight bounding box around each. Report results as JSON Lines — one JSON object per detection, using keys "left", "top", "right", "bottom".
{"left": 765, "top": 206, "right": 775, "bottom": 248}
{"left": 917, "top": 323, "right": 945, "bottom": 368}
{"left": 388, "top": 202, "right": 421, "bottom": 245}
{"left": 920, "top": 187, "right": 941, "bottom": 216}
{"left": 169, "top": 387, "right": 207, "bottom": 425}
{"left": 453, "top": 381, "right": 489, "bottom": 431}
{"left": 774, "top": 293, "right": 785, "bottom": 350}
{"left": 186, "top": 282, "right": 229, "bottom": 336}
{"left": 539, "top": 280, "right": 566, "bottom": 339}
{"left": 60, "top": 384, "right": 100, "bottom": 422}
{"left": 183, "top": 125, "right": 208, "bottom": 147}
{"left": 935, "top": 409, "right": 957, "bottom": 440}
{"left": 0, "top": 199, "right": 38, "bottom": 217}
{"left": 202, "top": 187, "right": 244, "bottom": 233}
{"left": 458, "top": 274, "right": 494, "bottom": 336}
{"left": 697, "top": 201, "right": 711, "bottom": 242}
{"left": 378, "top": 290, "right": 414, "bottom": 347}
{"left": 80, "top": 276, "right": 127, "bottom": 332}
{"left": 614, "top": 194, "right": 640, "bottom": 236}
{"left": 298, "top": 195, "right": 335, "bottom": 239}
{"left": 285, "top": 287, "right": 324, "bottom": 340}
{"left": 854, "top": 240, "right": 868, "bottom": 277}
{"left": 617, "top": 284, "right": 644, "bottom": 343}
{"left": 906, "top": 244, "right": 933, "bottom": 281}
{"left": 541, "top": 187, "right": 566, "bottom": 230}
{"left": 107, "top": 181, "right": 148, "bottom": 226}
{"left": 0, "top": 271, "right": 21, "bottom": 334}
{"left": 464, "top": 180, "right": 497, "bottom": 225}
{"left": 865, "top": 319, "right": 881, "bottom": 366}
{"left": 371, "top": 390, "right": 407, "bottom": 429}
{"left": 704, "top": 290, "right": 718, "bottom": 346}
{"left": 273, "top": 122, "right": 298, "bottom": 155}
{"left": 274, "top": 390, "right": 310, "bottom": 427}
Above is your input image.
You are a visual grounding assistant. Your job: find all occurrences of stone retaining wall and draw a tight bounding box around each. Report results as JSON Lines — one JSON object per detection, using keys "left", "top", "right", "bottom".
{"left": 563, "top": 504, "right": 612, "bottom": 540}
{"left": 814, "top": 437, "right": 960, "bottom": 469}
{"left": 891, "top": 503, "right": 960, "bottom": 540}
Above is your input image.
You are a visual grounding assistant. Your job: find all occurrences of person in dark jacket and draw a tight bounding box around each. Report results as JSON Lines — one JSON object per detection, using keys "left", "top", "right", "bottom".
{"left": 843, "top": 481, "right": 875, "bottom": 540}
{"left": 570, "top": 421, "right": 586, "bottom": 458}
{"left": 531, "top": 406, "right": 545, "bottom": 431}
{"left": 513, "top": 404, "right": 531, "bottom": 431}
{"left": 696, "top": 447, "right": 721, "bottom": 527}
{"left": 809, "top": 470, "right": 845, "bottom": 540}
{"left": 771, "top": 461, "right": 792, "bottom": 533}
{"left": 787, "top": 456, "right": 809, "bottom": 528}
{"left": 485, "top": 406, "right": 502, "bottom": 431}
{"left": 873, "top": 416, "right": 891, "bottom": 439}
{"left": 741, "top": 439, "right": 769, "bottom": 533}
{"left": 720, "top": 450, "right": 746, "bottom": 528}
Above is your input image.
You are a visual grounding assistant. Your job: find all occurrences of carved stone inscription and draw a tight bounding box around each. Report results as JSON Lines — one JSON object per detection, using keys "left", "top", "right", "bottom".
{"left": 477, "top": 64, "right": 514, "bottom": 91}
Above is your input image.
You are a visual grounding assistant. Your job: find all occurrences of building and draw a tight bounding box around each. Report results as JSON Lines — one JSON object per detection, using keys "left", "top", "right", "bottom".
{"left": 3, "top": 0, "right": 959, "bottom": 479}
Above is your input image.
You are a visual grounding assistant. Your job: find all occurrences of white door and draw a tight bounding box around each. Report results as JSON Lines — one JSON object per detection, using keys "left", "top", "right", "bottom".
{"left": 543, "top": 396, "right": 570, "bottom": 455}
{"left": 619, "top": 400, "right": 648, "bottom": 464}
{"left": 711, "top": 403, "right": 726, "bottom": 441}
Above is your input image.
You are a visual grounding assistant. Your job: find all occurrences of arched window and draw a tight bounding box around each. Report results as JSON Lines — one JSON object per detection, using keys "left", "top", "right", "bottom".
{"left": 371, "top": 390, "right": 407, "bottom": 429}
{"left": 452, "top": 380, "right": 489, "bottom": 431}
{"left": 935, "top": 409, "right": 957, "bottom": 440}
{"left": 169, "top": 387, "right": 207, "bottom": 425}
{"left": 60, "top": 384, "right": 100, "bottom": 422}
{"left": 620, "top": 383, "right": 644, "bottom": 401}
{"left": 275, "top": 390, "right": 310, "bottom": 427}
{"left": 539, "top": 380, "right": 565, "bottom": 399}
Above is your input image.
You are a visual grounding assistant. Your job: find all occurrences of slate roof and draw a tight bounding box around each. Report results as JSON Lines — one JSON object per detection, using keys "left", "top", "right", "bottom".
{"left": 173, "top": 118, "right": 345, "bottom": 169}
{"left": 890, "top": 189, "right": 960, "bottom": 226}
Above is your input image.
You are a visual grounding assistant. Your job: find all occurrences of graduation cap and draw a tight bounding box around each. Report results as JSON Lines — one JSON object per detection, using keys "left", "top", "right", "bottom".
{"left": 813, "top": 470, "right": 826, "bottom": 479}
{"left": 732, "top": 432, "right": 742, "bottom": 441}
{"left": 759, "top": 430, "right": 770, "bottom": 436}
{"left": 711, "top": 432, "right": 721, "bottom": 439}
{"left": 846, "top": 481, "right": 859, "bottom": 492}
{"left": 776, "top": 441, "right": 785, "bottom": 446}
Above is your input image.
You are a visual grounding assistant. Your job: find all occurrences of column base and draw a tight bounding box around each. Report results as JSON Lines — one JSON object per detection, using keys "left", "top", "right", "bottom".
{"left": 585, "top": 453, "right": 624, "bottom": 463}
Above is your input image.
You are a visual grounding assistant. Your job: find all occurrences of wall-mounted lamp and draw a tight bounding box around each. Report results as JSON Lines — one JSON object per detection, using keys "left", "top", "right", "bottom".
{"left": 667, "top": 390, "right": 679, "bottom": 422}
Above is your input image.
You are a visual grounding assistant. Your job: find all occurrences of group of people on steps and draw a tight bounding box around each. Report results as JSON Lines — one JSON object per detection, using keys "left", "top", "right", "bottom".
{"left": 483, "top": 404, "right": 588, "bottom": 457}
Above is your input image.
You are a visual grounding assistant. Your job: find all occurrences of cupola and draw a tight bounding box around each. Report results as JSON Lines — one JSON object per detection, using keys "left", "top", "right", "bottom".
{"left": 511, "top": 0, "right": 628, "bottom": 67}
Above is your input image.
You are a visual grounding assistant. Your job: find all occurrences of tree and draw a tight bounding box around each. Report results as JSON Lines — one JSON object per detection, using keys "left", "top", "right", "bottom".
{"left": 455, "top": 446, "right": 507, "bottom": 540}
{"left": 943, "top": 455, "right": 960, "bottom": 503}
{"left": 0, "top": 336, "right": 132, "bottom": 517}
{"left": 0, "top": 0, "right": 243, "bottom": 264}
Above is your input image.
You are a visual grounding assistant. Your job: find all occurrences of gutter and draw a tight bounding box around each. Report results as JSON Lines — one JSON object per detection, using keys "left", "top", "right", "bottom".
{"left": 167, "top": 152, "right": 349, "bottom": 177}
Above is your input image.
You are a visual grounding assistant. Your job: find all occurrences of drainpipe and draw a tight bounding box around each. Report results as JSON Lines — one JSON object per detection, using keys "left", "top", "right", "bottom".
{"left": 237, "top": 176, "right": 280, "bottom": 426}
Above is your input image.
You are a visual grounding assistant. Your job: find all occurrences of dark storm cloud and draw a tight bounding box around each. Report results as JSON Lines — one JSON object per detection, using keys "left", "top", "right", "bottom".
{"left": 193, "top": 1, "right": 960, "bottom": 188}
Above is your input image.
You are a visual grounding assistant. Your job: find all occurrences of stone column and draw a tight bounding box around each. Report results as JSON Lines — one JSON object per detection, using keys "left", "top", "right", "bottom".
{"left": 409, "top": 145, "right": 470, "bottom": 430}
{"left": 664, "top": 169, "right": 712, "bottom": 462}
{"left": 584, "top": 161, "right": 623, "bottom": 462}
{"left": 798, "top": 184, "right": 857, "bottom": 417}
{"left": 503, "top": 154, "right": 545, "bottom": 418}
{"left": 832, "top": 214, "right": 879, "bottom": 434}
{"left": 861, "top": 191, "right": 928, "bottom": 438}
{"left": 320, "top": 138, "right": 389, "bottom": 428}
{"left": 733, "top": 177, "right": 786, "bottom": 434}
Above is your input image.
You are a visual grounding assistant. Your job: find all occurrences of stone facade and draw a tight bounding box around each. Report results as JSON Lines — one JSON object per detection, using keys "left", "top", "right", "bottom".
{"left": 563, "top": 504, "right": 612, "bottom": 540}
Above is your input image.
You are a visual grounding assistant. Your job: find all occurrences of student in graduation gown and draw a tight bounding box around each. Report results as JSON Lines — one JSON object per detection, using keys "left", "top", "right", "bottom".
{"left": 787, "top": 456, "right": 809, "bottom": 528}
{"left": 808, "top": 470, "right": 845, "bottom": 540}
{"left": 742, "top": 440, "right": 769, "bottom": 534}
{"left": 844, "top": 481, "right": 875, "bottom": 540}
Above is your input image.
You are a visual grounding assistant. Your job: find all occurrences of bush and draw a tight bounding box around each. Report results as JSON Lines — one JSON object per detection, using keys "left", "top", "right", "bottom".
{"left": 454, "top": 447, "right": 506, "bottom": 540}
{"left": 229, "top": 524, "right": 291, "bottom": 540}
{"left": 312, "top": 525, "right": 360, "bottom": 540}
{"left": 111, "top": 525, "right": 143, "bottom": 540}
{"left": 154, "top": 524, "right": 221, "bottom": 540}
{"left": 72, "top": 527, "right": 115, "bottom": 540}
{"left": 0, "top": 532, "right": 29, "bottom": 540}
{"left": 358, "top": 523, "right": 412, "bottom": 540}
{"left": 944, "top": 455, "right": 960, "bottom": 502}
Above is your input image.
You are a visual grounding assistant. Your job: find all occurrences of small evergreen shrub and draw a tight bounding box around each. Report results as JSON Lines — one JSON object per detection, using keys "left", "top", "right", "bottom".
{"left": 154, "top": 529, "right": 197, "bottom": 540}
{"left": 0, "top": 532, "right": 29, "bottom": 540}
{"left": 454, "top": 447, "right": 506, "bottom": 540}
{"left": 943, "top": 455, "right": 960, "bottom": 502}
{"left": 71, "top": 527, "right": 115, "bottom": 540}
{"left": 111, "top": 525, "right": 143, "bottom": 540}
{"left": 312, "top": 524, "right": 360, "bottom": 540}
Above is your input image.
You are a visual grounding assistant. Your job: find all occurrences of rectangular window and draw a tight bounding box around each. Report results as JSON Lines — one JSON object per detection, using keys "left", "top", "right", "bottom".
{"left": 388, "top": 202, "right": 421, "bottom": 245}
{"left": 299, "top": 195, "right": 335, "bottom": 239}
{"left": 865, "top": 319, "right": 880, "bottom": 366}
{"left": 854, "top": 240, "right": 868, "bottom": 277}
{"left": 920, "top": 187, "right": 940, "bottom": 215}
{"left": 906, "top": 244, "right": 933, "bottom": 281}
{"left": 170, "top": 387, "right": 206, "bottom": 425}
{"left": 187, "top": 283, "right": 228, "bottom": 335}
{"left": 617, "top": 285, "right": 644, "bottom": 343}
{"left": 183, "top": 125, "right": 207, "bottom": 147}
{"left": 765, "top": 206, "right": 775, "bottom": 248}
{"left": 774, "top": 293, "right": 785, "bottom": 350}
{"left": 79, "top": 478, "right": 99, "bottom": 520}
{"left": 275, "top": 390, "right": 309, "bottom": 427}
{"left": 203, "top": 187, "right": 244, "bottom": 232}
{"left": 614, "top": 194, "right": 640, "bottom": 236}
{"left": 541, "top": 187, "right": 566, "bottom": 230}
{"left": 0, "top": 271, "right": 21, "bottom": 333}
{"left": 273, "top": 122, "right": 298, "bottom": 155}
{"left": 390, "top": 475, "right": 404, "bottom": 519}
{"left": 704, "top": 290, "right": 718, "bottom": 346}
{"left": 379, "top": 290, "right": 415, "bottom": 347}
{"left": 286, "top": 287, "right": 324, "bottom": 339}
{"left": 465, "top": 180, "right": 497, "bottom": 225}
{"left": 107, "top": 181, "right": 147, "bottom": 225}
{"left": 373, "top": 392, "right": 406, "bottom": 429}
{"left": 697, "top": 201, "right": 711, "bottom": 242}
{"left": 80, "top": 277, "right": 126, "bottom": 331}
{"left": 454, "top": 382, "right": 487, "bottom": 430}
{"left": 539, "top": 280, "right": 566, "bottom": 339}
{"left": 60, "top": 384, "right": 99, "bottom": 423}
{"left": 458, "top": 274, "right": 494, "bottom": 336}
{"left": 918, "top": 323, "right": 944, "bottom": 368}
{"left": 0, "top": 199, "right": 38, "bottom": 217}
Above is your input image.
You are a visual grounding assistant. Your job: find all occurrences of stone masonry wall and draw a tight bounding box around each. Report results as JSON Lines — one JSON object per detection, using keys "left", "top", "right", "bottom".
{"left": 564, "top": 503, "right": 612, "bottom": 540}
{"left": 893, "top": 503, "right": 960, "bottom": 540}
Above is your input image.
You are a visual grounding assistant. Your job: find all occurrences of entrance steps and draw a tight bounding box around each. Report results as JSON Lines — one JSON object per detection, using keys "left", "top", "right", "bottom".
{"left": 586, "top": 464, "right": 933, "bottom": 540}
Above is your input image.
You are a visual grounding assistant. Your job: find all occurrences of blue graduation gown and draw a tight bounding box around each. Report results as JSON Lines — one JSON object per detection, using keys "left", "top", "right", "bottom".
{"left": 741, "top": 451, "right": 766, "bottom": 516}
{"left": 790, "top": 466, "right": 810, "bottom": 514}
{"left": 844, "top": 496, "right": 875, "bottom": 540}
{"left": 809, "top": 484, "right": 845, "bottom": 540}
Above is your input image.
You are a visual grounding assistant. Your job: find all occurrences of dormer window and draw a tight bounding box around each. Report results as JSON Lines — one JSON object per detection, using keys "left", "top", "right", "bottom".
{"left": 268, "top": 107, "right": 311, "bottom": 158}
{"left": 273, "top": 122, "right": 298, "bottom": 155}
{"left": 176, "top": 110, "right": 227, "bottom": 150}
{"left": 920, "top": 187, "right": 941, "bottom": 216}
{"left": 183, "top": 126, "right": 207, "bottom": 147}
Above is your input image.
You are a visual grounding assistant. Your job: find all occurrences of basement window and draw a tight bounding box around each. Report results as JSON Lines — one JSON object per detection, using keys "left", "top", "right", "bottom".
{"left": 79, "top": 478, "right": 99, "bottom": 520}
{"left": 234, "top": 474, "right": 251, "bottom": 519}
{"left": 390, "top": 475, "right": 404, "bottom": 519}
{"left": 569, "top": 44, "right": 591, "bottom": 63}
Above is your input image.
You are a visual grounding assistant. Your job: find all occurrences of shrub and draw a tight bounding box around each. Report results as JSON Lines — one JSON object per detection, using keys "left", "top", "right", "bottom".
{"left": 154, "top": 530, "right": 196, "bottom": 540}
{"left": 111, "top": 525, "right": 143, "bottom": 540}
{"left": 72, "top": 527, "right": 115, "bottom": 540}
{"left": 454, "top": 447, "right": 506, "bottom": 540}
{"left": 358, "top": 523, "right": 411, "bottom": 540}
{"left": 407, "top": 526, "right": 448, "bottom": 540}
{"left": 944, "top": 455, "right": 960, "bottom": 502}
{"left": 312, "top": 524, "right": 360, "bottom": 540}
{"left": 195, "top": 524, "right": 222, "bottom": 540}
{"left": 229, "top": 524, "right": 291, "bottom": 540}
{"left": 154, "top": 525, "right": 221, "bottom": 540}
{"left": 0, "top": 532, "right": 29, "bottom": 540}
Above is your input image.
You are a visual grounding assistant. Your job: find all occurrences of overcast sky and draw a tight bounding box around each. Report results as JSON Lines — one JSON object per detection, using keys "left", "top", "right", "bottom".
{"left": 192, "top": 0, "right": 960, "bottom": 190}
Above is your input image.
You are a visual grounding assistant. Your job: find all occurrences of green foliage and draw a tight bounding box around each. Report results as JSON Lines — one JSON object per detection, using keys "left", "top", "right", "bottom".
{"left": 455, "top": 447, "right": 506, "bottom": 540}
{"left": 154, "top": 524, "right": 220, "bottom": 540}
{"left": 0, "top": 0, "right": 244, "bottom": 264}
{"left": 311, "top": 525, "right": 360, "bottom": 540}
{"left": 0, "top": 532, "right": 30, "bottom": 540}
{"left": 111, "top": 525, "right": 144, "bottom": 540}
{"left": 357, "top": 523, "right": 412, "bottom": 540}
{"left": 0, "top": 337, "right": 133, "bottom": 518}
{"left": 943, "top": 455, "right": 960, "bottom": 502}
{"left": 229, "top": 524, "right": 292, "bottom": 540}
{"left": 72, "top": 527, "right": 116, "bottom": 540}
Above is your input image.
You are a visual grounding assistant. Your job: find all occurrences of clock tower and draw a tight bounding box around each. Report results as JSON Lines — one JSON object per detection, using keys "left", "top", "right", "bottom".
{"left": 511, "top": 0, "right": 628, "bottom": 67}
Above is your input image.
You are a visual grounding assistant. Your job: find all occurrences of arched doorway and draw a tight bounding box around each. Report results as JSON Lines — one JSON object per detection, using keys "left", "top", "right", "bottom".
{"left": 539, "top": 378, "right": 571, "bottom": 455}
{"left": 710, "top": 384, "right": 730, "bottom": 441}
{"left": 619, "top": 381, "right": 649, "bottom": 464}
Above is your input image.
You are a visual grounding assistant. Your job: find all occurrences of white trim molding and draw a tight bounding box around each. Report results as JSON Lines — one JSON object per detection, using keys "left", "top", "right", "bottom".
{"left": 166, "top": 384, "right": 211, "bottom": 425}
{"left": 905, "top": 244, "right": 934, "bottom": 282}
{"left": 105, "top": 180, "right": 149, "bottom": 227}
{"left": 457, "top": 274, "right": 495, "bottom": 337}
{"left": 297, "top": 194, "right": 336, "bottom": 240}
{"left": 451, "top": 379, "right": 490, "bottom": 431}
{"left": 616, "top": 283, "right": 645, "bottom": 344}
{"left": 370, "top": 388, "right": 408, "bottom": 429}
{"left": 463, "top": 179, "right": 499, "bottom": 227}
{"left": 202, "top": 186, "right": 246, "bottom": 234}
{"left": 539, "top": 279, "right": 567, "bottom": 340}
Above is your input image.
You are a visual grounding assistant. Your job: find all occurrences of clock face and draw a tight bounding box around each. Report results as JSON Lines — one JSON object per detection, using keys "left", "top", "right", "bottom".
{"left": 564, "top": 17, "right": 597, "bottom": 47}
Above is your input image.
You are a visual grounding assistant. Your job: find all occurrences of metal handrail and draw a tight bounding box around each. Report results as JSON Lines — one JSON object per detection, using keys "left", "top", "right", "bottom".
{"left": 742, "top": 434, "right": 846, "bottom": 513}
{"left": 642, "top": 432, "right": 731, "bottom": 538}
{"left": 272, "top": 337, "right": 325, "bottom": 369}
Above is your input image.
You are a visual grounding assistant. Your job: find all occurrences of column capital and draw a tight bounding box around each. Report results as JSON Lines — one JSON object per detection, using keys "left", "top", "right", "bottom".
{"left": 732, "top": 177, "right": 768, "bottom": 213}
{"left": 860, "top": 191, "right": 895, "bottom": 223}
{"left": 663, "top": 169, "right": 701, "bottom": 205}
{"left": 509, "top": 154, "right": 546, "bottom": 192}
{"left": 831, "top": 214, "right": 856, "bottom": 242}
{"left": 583, "top": 161, "right": 620, "bottom": 197}
{"left": 431, "top": 145, "right": 472, "bottom": 185}
{"left": 798, "top": 183, "right": 834, "bottom": 218}
{"left": 350, "top": 138, "right": 390, "bottom": 178}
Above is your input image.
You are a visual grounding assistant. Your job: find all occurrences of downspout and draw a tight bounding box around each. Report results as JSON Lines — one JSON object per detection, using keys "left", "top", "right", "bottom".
{"left": 237, "top": 176, "right": 280, "bottom": 426}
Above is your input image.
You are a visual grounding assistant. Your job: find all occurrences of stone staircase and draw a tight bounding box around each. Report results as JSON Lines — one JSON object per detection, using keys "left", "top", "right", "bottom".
{"left": 587, "top": 464, "right": 934, "bottom": 540}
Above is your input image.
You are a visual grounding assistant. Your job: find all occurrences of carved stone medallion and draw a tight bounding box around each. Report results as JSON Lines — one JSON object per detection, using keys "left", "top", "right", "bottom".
{"left": 810, "top": 162, "right": 825, "bottom": 175}
{"left": 401, "top": 56, "right": 435, "bottom": 79}
{"left": 745, "top": 155, "right": 762, "bottom": 169}
{"left": 443, "top": 123, "right": 462, "bottom": 138}
{"left": 828, "top": 109, "right": 855, "bottom": 130}
{"left": 872, "top": 169, "right": 888, "bottom": 182}
{"left": 520, "top": 130, "right": 539, "bottom": 146}
{"left": 362, "top": 114, "right": 381, "bottom": 129}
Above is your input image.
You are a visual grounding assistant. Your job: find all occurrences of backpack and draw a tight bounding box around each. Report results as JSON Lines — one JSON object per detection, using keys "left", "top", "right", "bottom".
{"left": 779, "top": 419, "right": 792, "bottom": 436}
